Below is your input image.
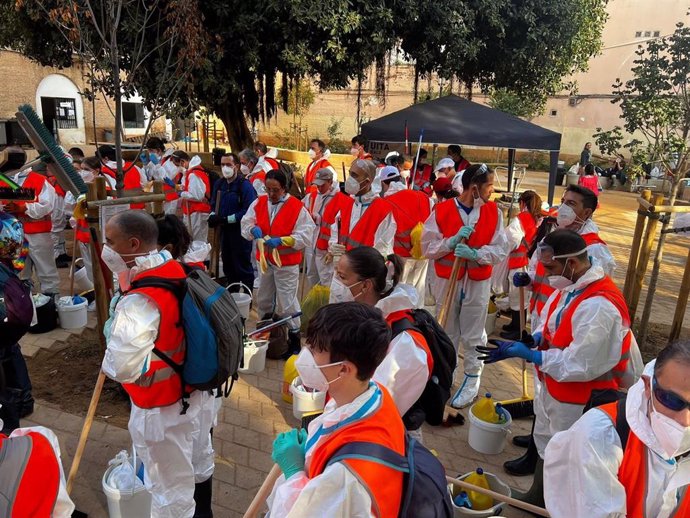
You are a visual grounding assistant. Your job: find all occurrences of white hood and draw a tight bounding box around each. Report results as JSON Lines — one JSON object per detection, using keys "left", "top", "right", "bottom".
{"left": 183, "top": 240, "right": 211, "bottom": 264}
{"left": 627, "top": 360, "right": 671, "bottom": 458}
{"left": 375, "top": 283, "right": 418, "bottom": 318}
{"left": 383, "top": 181, "right": 407, "bottom": 197}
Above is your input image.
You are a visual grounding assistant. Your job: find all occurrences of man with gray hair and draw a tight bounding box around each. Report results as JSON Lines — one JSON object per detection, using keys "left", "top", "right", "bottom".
{"left": 239, "top": 148, "right": 265, "bottom": 195}
{"left": 328, "top": 159, "right": 396, "bottom": 259}
{"left": 101, "top": 210, "right": 215, "bottom": 518}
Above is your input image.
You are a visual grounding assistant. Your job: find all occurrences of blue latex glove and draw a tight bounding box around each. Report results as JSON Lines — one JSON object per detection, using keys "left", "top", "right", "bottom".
{"left": 139, "top": 152, "right": 149, "bottom": 165}
{"left": 271, "top": 428, "right": 308, "bottom": 479}
{"left": 448, "top": 226, "right": 474, "bottom": 248}
{"left": 163, "top": 177, "right": 175, "bottom": 188}
{"left": 513, "top": 272, "right": 531, "bottom": 287}
{"left": 532, "top": 331, "right": 542, "bottom": 347}
{"left": 149, "top": 153, "right": 159, "bottom": 165}
{"left": 264, "top": 237, "right": 283, "bottom": 249}
{"left": 251, "top": 227, "right": 263, "bottom": 239}
{"left": 477, "top": 340, "right": 542, "bottom": 365}
{"left": 227, "top": 214, "right": 236, "bottom": 224}
{"left": 454, "top": 243, "right": 478, "bottom": 260}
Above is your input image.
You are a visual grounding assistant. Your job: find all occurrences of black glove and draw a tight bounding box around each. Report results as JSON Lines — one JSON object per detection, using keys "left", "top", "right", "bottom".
{"left": 208, "top": 214, "right": 223, "bottom": 228}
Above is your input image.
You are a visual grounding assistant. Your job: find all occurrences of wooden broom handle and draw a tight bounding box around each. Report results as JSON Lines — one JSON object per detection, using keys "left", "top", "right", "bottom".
{"left": 243, "top": 464, "right": 282, "bottom": 518}
{"left": 438, "top": 238, "right": 466, "bottom": 327}
{"left": 447, "top": 476, "right": 551, "bottom": 517}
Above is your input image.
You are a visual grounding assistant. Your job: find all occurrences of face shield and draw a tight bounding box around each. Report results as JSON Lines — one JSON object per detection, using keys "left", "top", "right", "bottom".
{"left": 535, "top": 242, "right": 587, "bottom": 264}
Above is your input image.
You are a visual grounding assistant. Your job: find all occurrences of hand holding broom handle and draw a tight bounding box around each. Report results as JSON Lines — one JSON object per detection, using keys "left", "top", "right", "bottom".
{"left": 437, "top": 238, "right": 466, "bottom": 327}
{"left": 243, "top": 464, "right": 282, "bottom": 518}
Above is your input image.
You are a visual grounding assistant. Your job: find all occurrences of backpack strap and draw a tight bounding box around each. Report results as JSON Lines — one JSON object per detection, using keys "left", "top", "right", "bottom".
{"left": 390, "top": 314, "right": 421, "bottom": 339}
{"left": 325, "top": 441, "right": 409, "bottom": 473}
{"left": 614, "top": 397, "right": 630, "bottom": 451}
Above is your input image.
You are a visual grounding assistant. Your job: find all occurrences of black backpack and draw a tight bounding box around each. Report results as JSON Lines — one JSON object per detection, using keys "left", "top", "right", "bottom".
{"left": 391, "top": 309, "right": 457, "bottom": 427}
{"left": 586, "top": 390, "right": 630, "bottom": 449}
{"left": 326, "top": 434, "right": 453, "bottom": 518}
{"left": 0, "top": 263, "right": 33, "bottom": 348}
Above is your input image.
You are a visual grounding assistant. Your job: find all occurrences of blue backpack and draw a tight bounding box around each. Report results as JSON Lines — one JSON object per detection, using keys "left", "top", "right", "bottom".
{"left": 326, "top": 434, "right": 453, "bottom": 517}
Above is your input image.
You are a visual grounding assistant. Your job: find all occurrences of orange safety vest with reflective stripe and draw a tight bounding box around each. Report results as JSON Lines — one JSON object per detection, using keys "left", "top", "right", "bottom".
{"left": 411, "top": 164, "right": 433, "bottom": 196}
{"left": 433, "top": 200, "right": 498, "bottom": 281}
{"left": 0, "top": 431, "right": 60, "bottom": 518}
{"left": 536, "top": 276, "right": 631, "bottom": 405}
{"left": 122, "top": 260, "right": 187, "bottom": 408}
{"left": 120, "top": 162, "right": 145, "bottom": 209}
{"left": 340, "top": 197, "right": 391, "bottom": 251}
{"left": 1, "top": 172, "right": 52, "bottom": 234}
{"left": 264, "top": 157, "right": 280, "bottom": 171}
{"left": 529, "top": 232, "right": 606, "bottom": 316}
{"left": 305, "top": 158, "right": 333, "bottom": 195}
{"left": 254, "top": 195, "right": 303, "bottom": 266}
{"left": 599, "top": 401, "right": 690, "bottom": 518}
{"left": 307, "top": 383, "right": 405, "bottom": 518}
{"left": 386, "top": 189, "right": 431, "bottom": 258}
{"left": 386, "top": 309, "right": 434, "bottom": 375}
{"left": 75, "top": 184, "right": 113, "bottom": 244}
{"left": 316, "top": 192, "right": 354, "bottom": 251}
{"left": 508, "top": 211, "right": 538, "bottom": 269}
{"left": 182, "top": 166, "right": 211, "bottom": 215}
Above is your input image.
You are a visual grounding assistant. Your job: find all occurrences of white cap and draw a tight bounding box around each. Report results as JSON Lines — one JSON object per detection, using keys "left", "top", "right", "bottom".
{"left": 380, "top": 165, "right": 401, "bottom": 182}
{"left": 385, "top": 151, "right": 400, "bottom": 161}
{"left": 435, "top": 157, "right": 455, "bottom": 172}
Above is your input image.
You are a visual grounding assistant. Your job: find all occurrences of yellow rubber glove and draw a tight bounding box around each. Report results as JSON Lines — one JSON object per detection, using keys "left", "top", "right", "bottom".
{"left": 73, "top": 195, "right": 87, "bottom": 220}
{"left": 272, "top": 248, "right": 282, "bottom": 268}
{"left": 281, "top": 236, "right": 296, "bottom": 247}
{"left": 257, "top": 239, "right": 269, "bottom": 274}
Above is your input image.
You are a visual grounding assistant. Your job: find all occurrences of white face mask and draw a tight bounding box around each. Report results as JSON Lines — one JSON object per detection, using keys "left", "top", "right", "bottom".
{"left": 294, "top": 347, "right": 344, "bottom": 392}
{"left": 473, "top": 186, "right": 485, "bottom": 210}
{"left": 163, "top": 160, "right": 178, "bottom": 176}
{"left": 547, "top": 259, "right": 574, "bottom": 289}
{"left": 650, "top": 394, "right": 690, "bottom": 458}
{"left": 350, "top": 147, "right": 360, "bottom": 156}
{"left": 101, "top": 244, "right": 129, "bottom": 274}
{"left": 221, "top": 165, "right": 236, "bottom": 179}
{"left": 401, "top": 169, "right": 411, "bottom": 179}
{"left": 308, "top": 149, "right": 317, "bottom": 160}
{"left": 329, "top": 276, "right": 362, "bottom": 303}
{"left": 79, "top": 170, "right": 95, "bottom": 183}
{"left": 240, "top": 164, "right": 250, "bottom": 177}
{"left": 557, "top": 203, "right": 579, "bottom": 228}
{"left": 345, "top": 175, "right": 365, "bottom": 195}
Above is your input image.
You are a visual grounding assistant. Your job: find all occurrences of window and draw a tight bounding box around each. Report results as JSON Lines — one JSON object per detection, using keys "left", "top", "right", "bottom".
{"left": 644, "top": 31, "right": 651, "bottom": 37}
{"left": 550, "top": 109, "right": 558, "bottom": 117}
{"left": 654, "top": 30, "right": 660, "bottom": 37}
{"left": 635, "top": 31, "right": 642, "bottom": 38}
{"left": 122, "top": 102, "right": 145, "bottom": 129}
{"left": 54, "top": 98, "right": 77, "bottom": 129}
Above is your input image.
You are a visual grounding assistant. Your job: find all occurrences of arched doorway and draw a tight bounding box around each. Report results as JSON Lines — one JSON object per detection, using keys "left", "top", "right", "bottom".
{"left": 35, "top": 74, "right": 85, "bottom": 145}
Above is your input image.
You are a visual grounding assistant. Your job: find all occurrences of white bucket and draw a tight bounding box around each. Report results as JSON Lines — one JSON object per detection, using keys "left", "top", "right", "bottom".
{"left": 449, "top": 471, "right": 511, "bottom": 517}
{"left": 290, "top": 376, "right": 327, "bottom": 420}
{"left": 57, "top": 298, "right": 88, "bottom": 329}
{"left": 566, "top": 172, "right": 580, "bottom": 186}
{"left": 467, "top": 405, "right": 512, "bottom": 455}
{"left": 70, "top": 258, "right": 94, "bottom": 294}
{"left": 102, "top": 452, "right": 151, "bottom": 518}
{"left": 239, "top": 340, "right": 268, "bottom": 374}
{"left": 228, "top": 282, "right": 252, "bottom": 319}
{"left": 484, "top": 311, "right": 497, "bottom": 335}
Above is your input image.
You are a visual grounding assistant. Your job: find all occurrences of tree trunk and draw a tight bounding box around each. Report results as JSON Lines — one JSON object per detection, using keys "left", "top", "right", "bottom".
{"left": 217, "top": 97, "right": 254, "bottom": 152}
{"left": 465, "top": 80, "right": 473, "bottom": 100}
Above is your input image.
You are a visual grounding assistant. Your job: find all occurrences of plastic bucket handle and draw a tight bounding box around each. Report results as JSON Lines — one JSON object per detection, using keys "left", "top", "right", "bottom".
{"left": 227, "top": 282, "right": 253, "bottom": 301}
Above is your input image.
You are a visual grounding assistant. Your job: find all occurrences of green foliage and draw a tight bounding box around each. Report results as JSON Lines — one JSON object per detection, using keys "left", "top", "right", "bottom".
{"left": 523, "top": 151, "right": 551, "bottom": 172}
{"left": 326, "top": 117, "right": 349, "bottom": 153}
{"left": 279, "top": 78, "right": 315, "bottom": 119}
{"left": 488, "top": 88, "right": 546, "bottom": 119}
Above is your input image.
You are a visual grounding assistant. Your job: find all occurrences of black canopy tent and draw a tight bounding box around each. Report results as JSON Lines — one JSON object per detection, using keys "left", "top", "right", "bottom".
{"left": 360, "top": 94, "right": 562, "bottom": 205}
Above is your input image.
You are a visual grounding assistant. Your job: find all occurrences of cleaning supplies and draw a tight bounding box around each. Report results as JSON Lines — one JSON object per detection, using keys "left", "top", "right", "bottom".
{"left": 495, "top": 403, "right": 509, "bottom": 424}
{"left": 453, "top": 491, "right": 472, "bottom": 509}
{"left": 473, "top": 393, "right": 499, "bottom": 423}
{"left": 465, "top": 468, "right": 494, "bottom": 511}
{"left": 282, "top": 353, "right": 299, "bottom": 403}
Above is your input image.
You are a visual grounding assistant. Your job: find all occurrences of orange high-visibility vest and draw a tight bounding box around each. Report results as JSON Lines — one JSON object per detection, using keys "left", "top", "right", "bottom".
{"left": 411, "top": 164, "right": 433, "bottom": 196}
{"left": 182, "top": 166, "right": 211, "bottom": 215}
{"left": 162, "top": 158, "right": 181, "bottom": 202}
{"left": 508, "top": 211, "right": 538, "bottom": 269}
{"left": 433, "top": 200, "right": 498, "bottom": 281}
{"left": 0, "top": 431, "right": 60, "bottom": 518}
{"left": 254, "top": 195, "right": 304, "bottom": 266}
{"left": 122, "top": 260, "right": 188, "bottom": 408}
{"left": 537, "top": 276, "right": 631, "bottom": 404}
{"left": 340, "top": 197, "right": 391, "bottom": 251}
{"left": 386, "top": 189, "right": 431, "bottom": 258}
{"left": 307, "top": 383, "right": 405, "bottom": 518}
{"left": 305, "top": 158, "right": 333, "bottom": 194}
{"left": 529, "top": 232, "right": 606, "bottom": 316}
{"left": 0, "top": 172, "right": 52, "bottom": 234}
{"left": 316, "top": 192, "right": 354, "bottom": 251}
{"left": 599, "top": 401, "right": 690, "bottom": 518}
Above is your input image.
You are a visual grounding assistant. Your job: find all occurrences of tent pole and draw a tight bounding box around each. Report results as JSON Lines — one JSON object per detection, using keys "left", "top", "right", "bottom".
{"left": 548, "top": 151, "right": 559, "bottom": 206}
{"left": 507, "top": 148, "right": 516, "bottom": 192}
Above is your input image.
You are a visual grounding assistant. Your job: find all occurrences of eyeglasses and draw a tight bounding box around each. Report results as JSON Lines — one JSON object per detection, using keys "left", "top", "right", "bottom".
{"left": 653, "top": 375, "right": 690, "bottom": 412}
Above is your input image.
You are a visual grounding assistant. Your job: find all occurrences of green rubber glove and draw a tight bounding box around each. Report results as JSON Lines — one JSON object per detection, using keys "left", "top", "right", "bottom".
{"left": 271, "top": 428, "right": 308, "bottom": 479}
{"left": 227, "top": 214, "right": 236, "bottom": 224}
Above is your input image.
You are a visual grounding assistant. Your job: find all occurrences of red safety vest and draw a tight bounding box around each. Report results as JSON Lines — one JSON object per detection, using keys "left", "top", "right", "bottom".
{"left": 599, "top": 401, "right": 690, "bottom": 518}
{"left": 0, "top": 172, "right": 52, "bottom": 234}
{"left": 411, "top": 164, "right": 433, "bottom": 196}
{"left": 456, "top": 158, "right": 471, "bottom": 172}
{"left": 386, "top": 189, "right": 431, "bottom": 258}
{"left": 0, "top": 431, "right": 60, "bottom": 518}
{"left": 254, "top": 195, "right": 304, "bottom": 266}
{"left": 182, "top": 166, "right": 211, "bottom": 215}
{"left": 340, "top": 197, "right": 391, "bottom": 250}
{"left": 537, "top": 276, "right": 631, "bottom": 404}
{"left": 433, "top": 200, "right": 498, "bottom": 281}
{"left": 305, "top": 158, "right": 333, "bottom": 195}
{"left": 122, "top": 260, "right": 188, "bottom": 408}
{"left": 386, "top": 310, "right": 434, "bottom": 376}
{"left": 75, "top": 184, "right": 113, "bottom": 244}
{"left": 307, "top": 383, "right": 405, "bottom": 518}
{"left": 508, "top": 211, "right": 538, "bottom": 269}
{"left": 316, "top": 192, "right": 354, "bottom": 251}
{"left": 250, "top": 169, "right": 266, "bottom": 187}
{"left": 529, "top": 232, "right": 606, "bottom": 316}
{"left": 119, "top": 162, "right": 144, "bottom": 209}
{"left": 161, "top": 158, "right": 181, "bottom": 202}
{"left": 264, "top": 157, "right": 280, "bottom": 171}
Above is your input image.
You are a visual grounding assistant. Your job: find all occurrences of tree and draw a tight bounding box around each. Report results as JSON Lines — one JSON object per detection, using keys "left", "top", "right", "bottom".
{"left": 595, "top": 23, "right": 690, "bottom": 345}
{"left": 488, "top": 88, "right": 546, "bottom": 119}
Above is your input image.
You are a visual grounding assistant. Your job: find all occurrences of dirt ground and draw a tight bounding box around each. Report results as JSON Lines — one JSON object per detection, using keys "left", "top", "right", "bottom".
{"left": 26, "top": 327, "right": 131, "bottom": 428}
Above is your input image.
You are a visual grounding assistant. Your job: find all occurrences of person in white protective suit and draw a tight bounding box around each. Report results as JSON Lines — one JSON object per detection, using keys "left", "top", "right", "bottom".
{"left": 477, "top": 229, "right": 640, "bottom": 508}
{"left": 101, "top": 211, "right": 215, "bottom": 518}
{"left": 329, "top": 246, "right": 430, "bottom": 439}
{"left": 381, "top": 166, "right": 434, "bottom": 309}
{"left": 327, "top": 159, "right": 396, "bottom": 259}
{"left": 141, "top": 137, "right": 178, "bottom": 215}
{"left": 242, "top": 169, "right": 315, "bottom": 357}
{"left": 421, "top": 163, "right": 508, "bottom": 409}
{"left": 266, "top": 302, "right": 407, "bottom": 518}
{"left": 3, "top": 162, "right": 61, "bottom": 296}
{"left": 545, "top": 346, "right": 690, "bottom": 518}
{"left": 173, "top": 151, "right": 211, "bottom": 243}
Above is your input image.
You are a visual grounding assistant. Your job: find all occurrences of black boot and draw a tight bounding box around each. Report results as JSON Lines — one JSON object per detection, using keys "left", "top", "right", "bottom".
{"left": 501, "top": 310, "right": 520, "bottom": 331}
{"left": 512, "top": 458, "right": 544, "bottom": 509}
{"left": 504, "top": 433, "right": 538, "bottom": 476}
{"left": 283, "top": 330, "right": 301, "bottom": 359}
{"left": 193, "top": 476, "right": 213, "bottom": 518}
{"left": 513, "top": 434, "right": 531, "bottom": 448}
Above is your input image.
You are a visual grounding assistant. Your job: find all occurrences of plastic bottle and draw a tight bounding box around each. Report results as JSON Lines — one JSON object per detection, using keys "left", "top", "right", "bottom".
{"left": 453, "top": 491, "right": 472, "bottom": 508}
{"left": 281, "top": 354, "right": 299, "bottom": 403}
{"left": 473, "top": 393, "right": 499, "bottom": 423}
{"left": 495, "top": 402, "right": 509, "bottom": 424}
{"left": 465, "top": 468, "right": 494, "bottom": 511}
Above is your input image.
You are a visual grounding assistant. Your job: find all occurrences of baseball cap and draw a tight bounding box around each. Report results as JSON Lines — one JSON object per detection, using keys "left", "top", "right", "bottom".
{"left": 380, "top": 165, "right": 402, "bottom": 183}
{"left": 312, "top": 168, "right": 334, "bottom": 186}
{"left": 434, "top": 157, "right": 455, "bottom": 172}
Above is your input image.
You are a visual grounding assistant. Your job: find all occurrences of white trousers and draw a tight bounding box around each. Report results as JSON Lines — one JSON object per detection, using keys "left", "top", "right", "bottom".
{"left": 533, "top": 381, "right": 584, "bottom": 458}
{"left": 183, "top": 212, "right": 209, "bottom": 243}
{"left": 51, "top": 196, "right": 67, "bottom": 257}
{"left": 129, "top": 390, "right": 215, "bottom": 518}
{"left": 21, "top": 232, "right": 61, "bottom": 294}
{"left": 433, "top": 274, "right": 491, "bottom": 375}
{"left": 401, "top": 257, "right": 428, "bottom": 309}
{"left": 256, "top": 263, "right": 301, "bottom": 331}
{"left": 79, "top": 242, "right": 94, "bottom": 283}
{"left": 306, "top": 248, "right": 334, "bottom": 289}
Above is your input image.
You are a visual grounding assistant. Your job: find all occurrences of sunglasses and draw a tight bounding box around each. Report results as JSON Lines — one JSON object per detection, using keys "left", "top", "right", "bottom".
{"left": 653, "top": 376, "right": 690, "bottom": 412}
